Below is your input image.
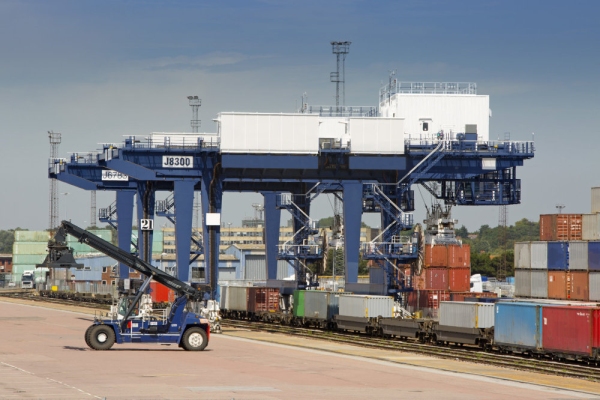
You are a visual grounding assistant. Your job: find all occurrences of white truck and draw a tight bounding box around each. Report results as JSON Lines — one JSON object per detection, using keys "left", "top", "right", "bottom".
{"left": 21, "top": 270, "right": 35, "bottom": 289}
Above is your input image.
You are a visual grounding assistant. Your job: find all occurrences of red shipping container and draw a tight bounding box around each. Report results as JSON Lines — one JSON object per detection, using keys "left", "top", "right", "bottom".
{"left": 412, "top": 271, "right": 427, "bottom": 290}
{"left": 448, "top": 267, "right": 471, "bottom": 292}
{"left": 569, "top": 271, "right": 589, "bottom": 301}
{"left": 447, "top": 245, "right": 471, "bottom": 268}
{"left": 149, "top": 282, "right": 176, "bottom": 304}
{"left": 542, "top": 306, "right": 600, "bottom": 356}
{"left": 540, "top": 214, "right": 583, "bottom": 241}
{"left": 426, "top": 268, "right": 449, "bottom": 290}
{"left": 407, "top": 289, "right": 450, "bottom": 309}
{"left": 548, "top": 271, "right": 568, "bottom": 299}
{"left": 248, "top": 287, "right": 280, "bottom": 313}
{"left": 450, "top": 291, "right": 472, "bottom": 301}
{"left": 424, "top": 245, "right": 448, "bottom": 267}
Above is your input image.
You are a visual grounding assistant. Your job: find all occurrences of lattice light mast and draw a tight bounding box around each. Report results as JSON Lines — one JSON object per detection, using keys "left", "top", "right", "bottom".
{"left": 188, "top": 96, "right": 202, "bottom": 229}
{"left": 48, "top": 131, "right": 61, "bottom": 229}
{"left": 330, "top": 41, "right": 351, "bottom": 112}
{"left": 90, "top": 191, "right": 97, "bottom": 228}
{"left": 497, "top": 132, "right": 511, "bottom": 281}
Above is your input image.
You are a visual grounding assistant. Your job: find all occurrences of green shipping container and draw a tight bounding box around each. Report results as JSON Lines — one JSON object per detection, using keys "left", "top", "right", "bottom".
{"left": 293, "top": 290, "right": 305, "bottom": 317}
{"left": 13, "top": 242, "right": 50, "bottom": 255}
{"left": 14, "top": 231, "right": 51, "bottom": 242}
{"left": 12, "top": 254, "right": 46, "bottom": 265}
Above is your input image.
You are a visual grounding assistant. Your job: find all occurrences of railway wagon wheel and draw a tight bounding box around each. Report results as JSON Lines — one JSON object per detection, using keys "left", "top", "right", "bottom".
{"left": 88, "top": 325, "right": 115, "bottom": 350}
{"left": 182, "top": 327, "right": 208, "bottom": 351}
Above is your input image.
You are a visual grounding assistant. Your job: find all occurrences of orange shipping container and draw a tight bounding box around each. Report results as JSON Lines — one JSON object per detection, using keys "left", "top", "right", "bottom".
{"left": 548, "top": 271, "right": 568, "bottom": 299}
{"left": 426, "top": 268, "right": 449, "bottom": 290}
{"left": 447, "top": 245, "right": 471, "bottom": 268}
{"left": 540, "top": 214, "right": 583, "bottom": 241}
{"left": 424, "top": 245, "right": 448, "bottom": 267}
{"left": 149, "top": 281, "right": 176, "bottom": 304}
{"left": 448, "top": 267, "right": 471, "bottom": 292}
{"left": 569, "top": 271, "right": 589, "bottom": 301}
{"left": 412, "top": 271, "right": 427, "bottom": 290}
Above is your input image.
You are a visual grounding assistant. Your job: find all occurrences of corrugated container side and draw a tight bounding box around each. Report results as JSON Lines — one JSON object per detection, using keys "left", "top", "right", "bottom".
{"left": 303, "top": 291, "right": 329, "bottom": 320}
{"left": 424, "top": 245, "right": 448, "bottom": 267}
{"left": 547, "top": 242, "right": 568, "bottom": 270}
{"left": 494, "top": 302, "right": 542, "bottom": 349}
{"left": 592, "top": 187, "right": 600, "bottom": 213}
{"left": 530, "top": 270, "right": 548, "bottom": 298}
{"left": 248, "top": 287, "right": 279, "bottom": 313}
{"left": 426, "top": 268, "right": 449, "bottom": 290}
{"left": 293, "top": 290, "right": 305, "bottom": 317}
{"left": 219, "top": 286, "right": 227, "bottom": 309}
{"left": 589, "top": 272, "right": 600, "bottom": 301}
{"left": 569, "top": 241, "right": 588, "bottom": 270}
{"left": 514, "top": 242, "right": 531, "bottom": 269}
{"left": 539, "top": 215, "right": 556, "bottom": 241}
{"left": 448, "top": 267, "right": 470, "bottom": 292}
{"left": 530, "top": 242, "right": 548, "bottom": 269}
{"left": 226, "top": 286, "right": 249, "bottom": 311}
{"left": 439, "top": 301, "right": 494, "bottom": 329}
{"left": 412, "top": 271, "right": 426, "bottom": 290}
{"left": 542, "top": 306, "right": 595, "bottom": 355}
{"left": 569, "top": 271, "right": 589, "bottom": 301}
{"left": 589, "top": 242, "right": 600, "bottom": 271}
{"left": 338, "top": 295, "right": 393, "bottom": 318}
{"left": 447, "top": 245, "right": 470, "bottom": 268}
{"left": 557, "top": 214, "right": 583, "bottom": 240}
{"left": 548, "top": 271, "right": 568, "bottom": 299}
{"left": 582, "top": 214, "right": 600, "bottom": 241}
{"left": 515, "top": 269, "right": 531, "bottom": 297}
{"left": 14, "top": 231, "right": 51, "bottom": 242}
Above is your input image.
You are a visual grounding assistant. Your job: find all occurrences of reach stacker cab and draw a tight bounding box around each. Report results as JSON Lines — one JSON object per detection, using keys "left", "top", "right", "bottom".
{"left": 39, "top": 221, "right": 210, "bottom": 351}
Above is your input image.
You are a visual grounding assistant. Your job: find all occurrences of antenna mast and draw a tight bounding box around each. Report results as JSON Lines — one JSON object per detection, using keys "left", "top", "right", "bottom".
{"left": 330, "top": 41, "right": 351, "bottom": 113}
{"left": 48, "top": 131, "right": 61, "bottom": 229}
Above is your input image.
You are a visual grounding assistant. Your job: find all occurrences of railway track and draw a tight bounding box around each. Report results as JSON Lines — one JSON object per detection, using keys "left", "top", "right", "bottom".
{"left": 4, "top": 292, "right": 599, "bottom": 382}
{"left": 221, "top": 319, "right": 600, "bottom": 382}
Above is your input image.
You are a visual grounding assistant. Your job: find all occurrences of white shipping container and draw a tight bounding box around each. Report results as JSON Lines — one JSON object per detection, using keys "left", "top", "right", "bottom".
{"left": 222, "top": 286, "right": 249, "bottom": 311}
{"left": 338, "top": 295, "right": 393, "bottom": 318}
{"left": 439, "top": 301, "right": 495, "bottom": 329}
{"left": 514, "top": 242, "right": 531, "bottom": 269}
{"left": 530, "top": 242, "right": 548, "bottom": 269}
{"left": 219, "top": 113, "right": 320, "bottom": 154}
{"left": 582, "top": 214, "right": 600, "bottom": 241}
{"left": 531, "top": 270, "right": 548, "bottom": 298}
{"left": 347, "top": 118, "right": 405, "bottom": 154}
{"left": 590, "top": 272, "right": 600, "bottom": 301}
{"left": 592, "top": 187, "right": 600, "bottom": 214}
{"left": 569, "top": 241, "right": 588, "bottom": 270}
{"left": 514, "top": 269, "right": 531, "bottom": 297}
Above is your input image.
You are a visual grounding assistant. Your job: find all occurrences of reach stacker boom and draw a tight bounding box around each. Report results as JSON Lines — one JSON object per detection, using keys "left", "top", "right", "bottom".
{"left": 39, "top": 220, "right": 210, "bottom": 351}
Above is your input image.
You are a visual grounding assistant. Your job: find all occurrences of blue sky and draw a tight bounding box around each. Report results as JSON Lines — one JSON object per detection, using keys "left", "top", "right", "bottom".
{"left": 1, "top": 0, "right": 599, "bottom": 231}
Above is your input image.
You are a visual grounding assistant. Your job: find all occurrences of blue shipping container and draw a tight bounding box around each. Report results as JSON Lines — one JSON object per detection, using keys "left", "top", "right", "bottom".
{"left": 589, "top": 242, "right": 600, "bottom": 271}
{"left": 547, "top": 242, "right": 568, "bottom": 270}
{"left": 494, "top": 302, "right": 542, "bottom": 349}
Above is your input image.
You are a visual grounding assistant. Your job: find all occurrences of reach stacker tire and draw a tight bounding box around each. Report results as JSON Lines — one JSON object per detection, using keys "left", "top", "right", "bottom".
{"left": 182, "top": 327, "right": 208, "bottom": 351}
{"left": 84, "top": 325, "right": 95, "bottom": 348}
{"left": 88, "top": 325, "right": 116, "bottom": 350}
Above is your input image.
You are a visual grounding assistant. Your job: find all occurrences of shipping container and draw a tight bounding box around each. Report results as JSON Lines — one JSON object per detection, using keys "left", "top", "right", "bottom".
{"left": 569, "top": 241, "right": 588, "bottom": 270}
{"left": 514, "top": 269, "right": 531, "bottom": 297}
{"left": 412, "top": 271, "right": 426, "bottom": 290}
{"left": 447, "top": 245, "right": 470, "bottom": 268}
{"left": 548, "top": 271, "right": 568, "bottom": 299}
{"left": 547, "top": 242, "right": 568, "bottom": 270}
{"left": 149, "top": 281, "right": 175, "bottom": 303}
{"left": 449, "top": 291, "right": 471, "bottom": 302}
{"left": 407, "top": 290, "right": 450, "bottom": 310}
{"left": 592, "top": 187, "right": 600, "bottom": 214}
{"left": 448, "top": 267, "right": 470, "bottom": 292}
{"left": 222, "top": 286, "right": 249, "bottom": 311}
{"left": 248, "top": 287, "right": 279, "bottom": 313}
{"left": 338, "top": 295, "right": 393, "bottom": 318}
{"left": 514, "top": 242, "right": 531, "bottom": 269}
{"left": 426, "top": 268, "right": 449, "bottom": 290}
{"left": 424, "top": 245, "right": 448, "bottom": 267}
{"left": 293, "top": 290, "right": 305, "bottom": 317}
{"left": 582, "top": 214, "right": 600, "bottom": 241}
{"left": 569, "top": 271, "right": 589, "bottom": 301}
{"left": 439, "top": 301, "right": 495, "bottom": 329}
{"left": 294, "top": 290, "right": 345, "bottom": 320}
{"left": 494, "top": 302, "right": 542, "bottom": 350}
{"left": 589, "top": 242, "right": 600, "bottom": 271}
{"left": 540, "top": 214, "right": 582, "bottom": 241}
{"left": 530, "top": 242, "right": 548, "bottom": 269}
{"left": 590, "top": 272, "right": 600, "bottom": 301}
{"left": 542, "top": 306, "right": 600, "bottom": 356}
{"left": 531, "top": 270, "right": 548, "bottom": 298}
{"left": 14, "top": 231, "right": 51, "bottom": 242}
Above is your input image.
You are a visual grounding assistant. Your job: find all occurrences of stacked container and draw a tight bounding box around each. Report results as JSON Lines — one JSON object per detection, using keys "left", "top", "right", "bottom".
{"left": 338, "top": 295, "right": 393, "bottom": 318}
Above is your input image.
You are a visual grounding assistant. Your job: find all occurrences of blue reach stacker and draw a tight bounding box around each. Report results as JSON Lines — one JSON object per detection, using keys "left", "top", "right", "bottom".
{"left": 38, "top": 220, "right": 210, "bottom": 351}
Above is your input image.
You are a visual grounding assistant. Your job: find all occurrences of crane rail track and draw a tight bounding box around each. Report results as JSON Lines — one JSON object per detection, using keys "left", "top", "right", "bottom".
{"left": 221, "top": 319, "right": 600, "bottom": 383}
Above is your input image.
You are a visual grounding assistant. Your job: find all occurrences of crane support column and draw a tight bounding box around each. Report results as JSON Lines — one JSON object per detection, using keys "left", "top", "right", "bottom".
{"left": 263, "top": 192, "right": 281, "bottom": 280}
{"left": 136, "top": 182, "right": 155, "bottom": 263}
{"left": 174, "top": 180, "right": 196, "bottom": 282}
{"left": 201, "top": 169, "right": 222, "bottom": 300}
{"left": 116, "top": 190, "right": 135, "bottom": 279}
{"left": 343, "top": 182, "right": 362, "bottom": 284}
